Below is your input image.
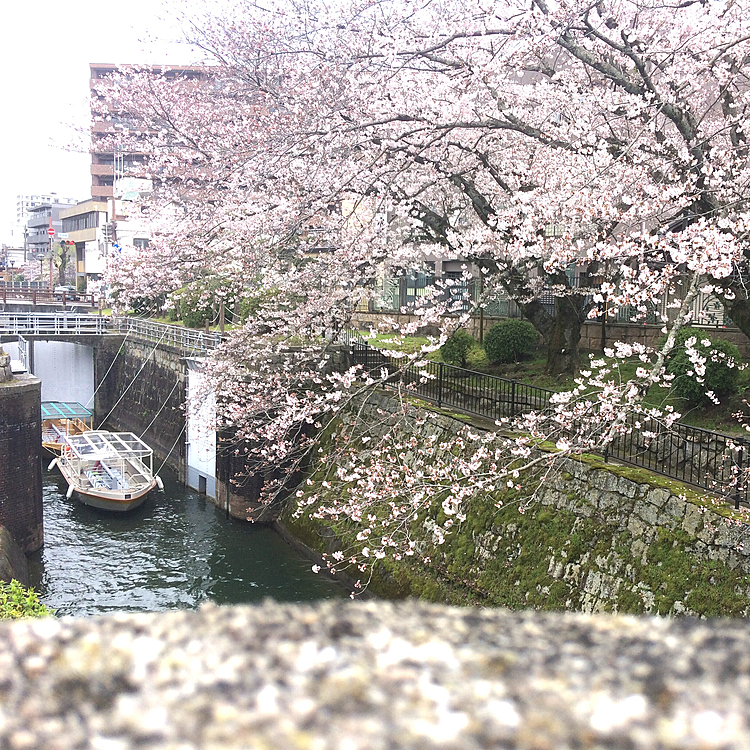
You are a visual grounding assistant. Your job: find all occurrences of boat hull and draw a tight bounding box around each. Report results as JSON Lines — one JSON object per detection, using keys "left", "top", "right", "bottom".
{"left": 54, "top": 458, "right": 156, "bottom": 512}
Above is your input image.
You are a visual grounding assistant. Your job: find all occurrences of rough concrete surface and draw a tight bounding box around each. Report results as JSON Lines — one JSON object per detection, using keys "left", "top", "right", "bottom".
{"left": 1, "top": 600, "right": 749, "bottom": 749}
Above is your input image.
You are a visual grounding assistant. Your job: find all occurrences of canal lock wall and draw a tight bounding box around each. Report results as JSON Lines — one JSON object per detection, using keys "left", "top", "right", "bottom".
{"left": 92, "top": 336, "right": 304, "bottom": 515}
{"left": 284, "top": 390, "right": 750, "bottom": 616}
{"left": 94, "top": 337, "right": 188, "bottom": 482}
{"left": 0, "top": 373, "right": 43, "bottom": 561}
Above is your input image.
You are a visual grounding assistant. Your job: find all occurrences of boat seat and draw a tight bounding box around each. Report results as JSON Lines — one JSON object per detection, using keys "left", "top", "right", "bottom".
{"left": 100, "top": 461, "right": 130, "bottom": 490}
{"left": 85, "top": 462, "right": 114, "bottom": 490}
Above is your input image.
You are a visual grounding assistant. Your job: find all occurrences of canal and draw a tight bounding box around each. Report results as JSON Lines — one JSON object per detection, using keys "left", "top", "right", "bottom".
{"left": 29, "top": 465, "right": 347, "bottom": 617}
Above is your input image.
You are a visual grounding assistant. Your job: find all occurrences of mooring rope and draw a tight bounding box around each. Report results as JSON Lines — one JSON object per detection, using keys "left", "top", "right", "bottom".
{"left": 84, "top": 323, "right": 131, "bottom": 410}
{"left": 155, "top": 422, "right": 187, "bottom": 476}
{"left": 100, "top": 325, "right": 170, "bottom": 425}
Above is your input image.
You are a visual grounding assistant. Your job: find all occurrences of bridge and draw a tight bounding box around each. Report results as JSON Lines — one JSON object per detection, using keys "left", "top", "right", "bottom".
{"left": 0, "top": 286, "right": 98, "bottom": 307}
{"left": 0, "top": 313, "right": 223, "bottom": 355}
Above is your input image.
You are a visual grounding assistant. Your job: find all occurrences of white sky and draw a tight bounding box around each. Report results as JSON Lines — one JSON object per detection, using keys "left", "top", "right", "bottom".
{"left": 0, "top": 0, "right": 206, "bottom": 245}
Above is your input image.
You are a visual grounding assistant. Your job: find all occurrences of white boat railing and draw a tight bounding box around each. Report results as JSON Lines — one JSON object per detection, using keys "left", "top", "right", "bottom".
{"left": 112, "top": 316, "right": 223, "bottom": 355}
{"left": 0, "top": 313, "right": 112, "bottom": 336}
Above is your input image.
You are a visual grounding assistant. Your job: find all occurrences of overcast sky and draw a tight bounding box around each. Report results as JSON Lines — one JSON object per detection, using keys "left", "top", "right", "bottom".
{"left": 0, "top": 0, "right": 206, "bottom": 245}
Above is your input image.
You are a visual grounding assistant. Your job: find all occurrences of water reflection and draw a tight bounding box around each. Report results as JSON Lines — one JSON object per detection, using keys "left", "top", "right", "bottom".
{"left": 30, "top": 465, "right": 347, "bottom": 617}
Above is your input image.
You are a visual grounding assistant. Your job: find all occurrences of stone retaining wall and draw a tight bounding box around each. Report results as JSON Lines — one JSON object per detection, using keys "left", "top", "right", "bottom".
{"left": 286, "top": 391, "right": 750, "bottom": 616}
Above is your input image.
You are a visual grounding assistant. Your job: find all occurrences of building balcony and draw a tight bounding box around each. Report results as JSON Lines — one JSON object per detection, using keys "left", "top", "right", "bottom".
{"left": 27, "top": 215, "right": 53, "bottom": 228}
{"left": 91, "top": 121, "right": 116, "bottom": 134}
{"left": 91, "top": 185, "right": 114, "bottom": 198}
{"left": 91, "top": 163, "right": 114, "bottom": 176}
{"left": 28, "top": 236, "right": 52, "bottom": 249}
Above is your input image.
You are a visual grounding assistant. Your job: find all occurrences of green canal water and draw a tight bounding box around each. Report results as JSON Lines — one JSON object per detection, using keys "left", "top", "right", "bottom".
{"left": 29, "top": 466, "right": 347, "bottom": 617}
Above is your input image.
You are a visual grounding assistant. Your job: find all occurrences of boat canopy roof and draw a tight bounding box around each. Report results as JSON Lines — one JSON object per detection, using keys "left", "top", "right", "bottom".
{"left": 66, "top": 431, "right": 153, "bottom": 460}
{"left": 41, "top": 401, "right": 93, "bottom": 420}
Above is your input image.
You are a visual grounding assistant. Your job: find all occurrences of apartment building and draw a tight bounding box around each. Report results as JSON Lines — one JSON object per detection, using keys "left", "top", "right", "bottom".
{"left": 89, "top": 62, "right": 205, "bottom": 200}
{"left": 26, "top": 199, "right": 78, "bottom": 258}
{"left": 16, "top": 193, "right": 77, "bottom": 229}
{"left": 82, "top": 63, "right": 206, "bottom": 289}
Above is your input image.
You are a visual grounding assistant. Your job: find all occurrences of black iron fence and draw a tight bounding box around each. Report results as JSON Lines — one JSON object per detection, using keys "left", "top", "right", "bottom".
{"left": 347, "top": 340, "right": 748, "bottom": 507}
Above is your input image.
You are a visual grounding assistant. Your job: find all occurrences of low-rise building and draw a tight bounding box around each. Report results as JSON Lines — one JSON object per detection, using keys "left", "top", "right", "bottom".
{"left": 26, "top": 199, "right": 78, "bottom": 259}
{"left": 60, "top": 200, "right": 110, "bottom": 289}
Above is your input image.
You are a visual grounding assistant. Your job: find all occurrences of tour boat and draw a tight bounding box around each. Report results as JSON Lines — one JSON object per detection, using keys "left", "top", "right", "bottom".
{"left": 41, "top": 401, "right": 94, "bottom": 456}
{"left": 49, "top": 430, "right": 163, "bottom": 512}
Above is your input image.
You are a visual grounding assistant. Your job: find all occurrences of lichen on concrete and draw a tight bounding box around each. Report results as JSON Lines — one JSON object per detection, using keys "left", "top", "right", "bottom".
{"left": 4, "top": 601, "right": 750, "bottom": 749}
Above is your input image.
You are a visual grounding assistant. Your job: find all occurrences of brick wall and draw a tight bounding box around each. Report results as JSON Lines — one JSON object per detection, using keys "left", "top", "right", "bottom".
{"left": 0, "top": 375, "right": 43, "bottom": 553}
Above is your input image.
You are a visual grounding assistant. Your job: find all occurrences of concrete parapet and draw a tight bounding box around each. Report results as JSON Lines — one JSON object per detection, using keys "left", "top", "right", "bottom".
{"left": 2, "top": 601, "right": 750, "bottom": 748}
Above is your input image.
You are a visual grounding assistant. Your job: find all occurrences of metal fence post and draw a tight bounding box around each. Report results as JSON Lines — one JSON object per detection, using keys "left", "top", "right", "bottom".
{"left": 736, "top": 442, "right": 745, "bottom": 510}
{"left": 510, "top": 380, "right": 516, "bottom": 419}
{"left": 437, "top": 362, "right": 444, "bottom": 407}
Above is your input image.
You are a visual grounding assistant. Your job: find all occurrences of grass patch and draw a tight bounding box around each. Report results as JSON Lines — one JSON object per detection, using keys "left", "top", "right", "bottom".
{"left": 463, "top": 349, "right": 750, "bottom": 436}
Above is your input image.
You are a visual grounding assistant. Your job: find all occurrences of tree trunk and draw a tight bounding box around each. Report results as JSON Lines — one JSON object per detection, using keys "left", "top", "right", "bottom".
{"left": 543, "top": 295, "right": 586, "bottom": 376}
{"left": 722, "top": 295, "right": 750, "bottom": 343}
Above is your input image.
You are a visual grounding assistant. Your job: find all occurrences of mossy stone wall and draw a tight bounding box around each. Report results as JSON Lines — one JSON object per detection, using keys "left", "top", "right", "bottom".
{"left": 281, "top": 391, "right": 750, "bottom": 617}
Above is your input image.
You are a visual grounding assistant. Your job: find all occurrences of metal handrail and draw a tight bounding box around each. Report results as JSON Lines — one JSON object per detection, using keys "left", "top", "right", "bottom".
{"left": 0, "top": 313, "right": 111, "bottom": 335}
{"left": 113, "top": 316, "right": 223, "bottom": 355}
{"left": 348, "top": 340, "right": 748, "bottom": 506}
{"left": 0, "top": 312, "right": 224, "bottom": 354}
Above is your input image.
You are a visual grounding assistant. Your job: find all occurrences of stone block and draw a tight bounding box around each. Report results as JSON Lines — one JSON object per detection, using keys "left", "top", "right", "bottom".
{"left": 697, "top": 524, "right": 717, "bottom": 545}
{"left": 681, "top": 504, "right": 704, "bottom": 535}
{"left": 616, "top": 475, "right": 638, "bottom": 499}
{"left": 713, "top": 521, "right": 741, "bottom": 549}
{"left": 630, "top": 539, "right": 649, "bottom": 566}
{"left": 634, "top": 499, "right": 659, "bottom": 526}
{"left": 548, "top": 558, "right": 564, "bottom": 579}
{"left": 590, "top": 470, "right": 619, "bottom": 493}
{"left": 627, "top": 516, "right": 647, "bottom": 539}
{"left": 661, "top": 496, "right": 687, "bottom": 525}
{"left": 644, "top": 487, "right": 671, "bottom": 509}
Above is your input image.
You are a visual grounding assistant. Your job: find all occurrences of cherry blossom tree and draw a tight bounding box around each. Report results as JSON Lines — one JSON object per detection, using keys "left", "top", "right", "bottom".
{"left": 98, "top": 0, "right": 750, "bottom": 589}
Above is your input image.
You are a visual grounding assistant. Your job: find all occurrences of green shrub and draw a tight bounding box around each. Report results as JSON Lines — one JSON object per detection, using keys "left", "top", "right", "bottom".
{"left": 666, "top": 329, "right": 742, "bottom": 405}
{"left": 466, "top": 346, "right": 489, "bottom": 370}
{"left": 0, "top": 580, "right": 53, "bottom": 620}
{"left": 441, "top": 329, "right": 476, "bottom": 368}
{"left": 483, "top": 319, "right": 538, "bottom": 364}
{"left": 177, "top": 285, "right": 213, "bottom": 328}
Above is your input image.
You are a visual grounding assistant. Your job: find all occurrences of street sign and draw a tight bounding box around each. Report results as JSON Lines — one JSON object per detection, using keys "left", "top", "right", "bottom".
{"left": 47, "top": 227, "right": 55, "bottom": 236}
{"left": 59, "top": 233, "right": 68, "bottom": 239}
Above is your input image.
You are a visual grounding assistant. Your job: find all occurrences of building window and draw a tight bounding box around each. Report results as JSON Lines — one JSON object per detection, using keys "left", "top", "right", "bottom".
{"left": 133, "top": 238, "right": 150, "bottom": 250}
{"left": 62, "top": 212, "right": 100, "bottom": 232}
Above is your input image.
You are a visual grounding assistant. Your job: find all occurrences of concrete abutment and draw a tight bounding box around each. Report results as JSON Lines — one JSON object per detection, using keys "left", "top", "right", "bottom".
{"left": 0, "top": 374, "right": 43, "bottom": 555}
